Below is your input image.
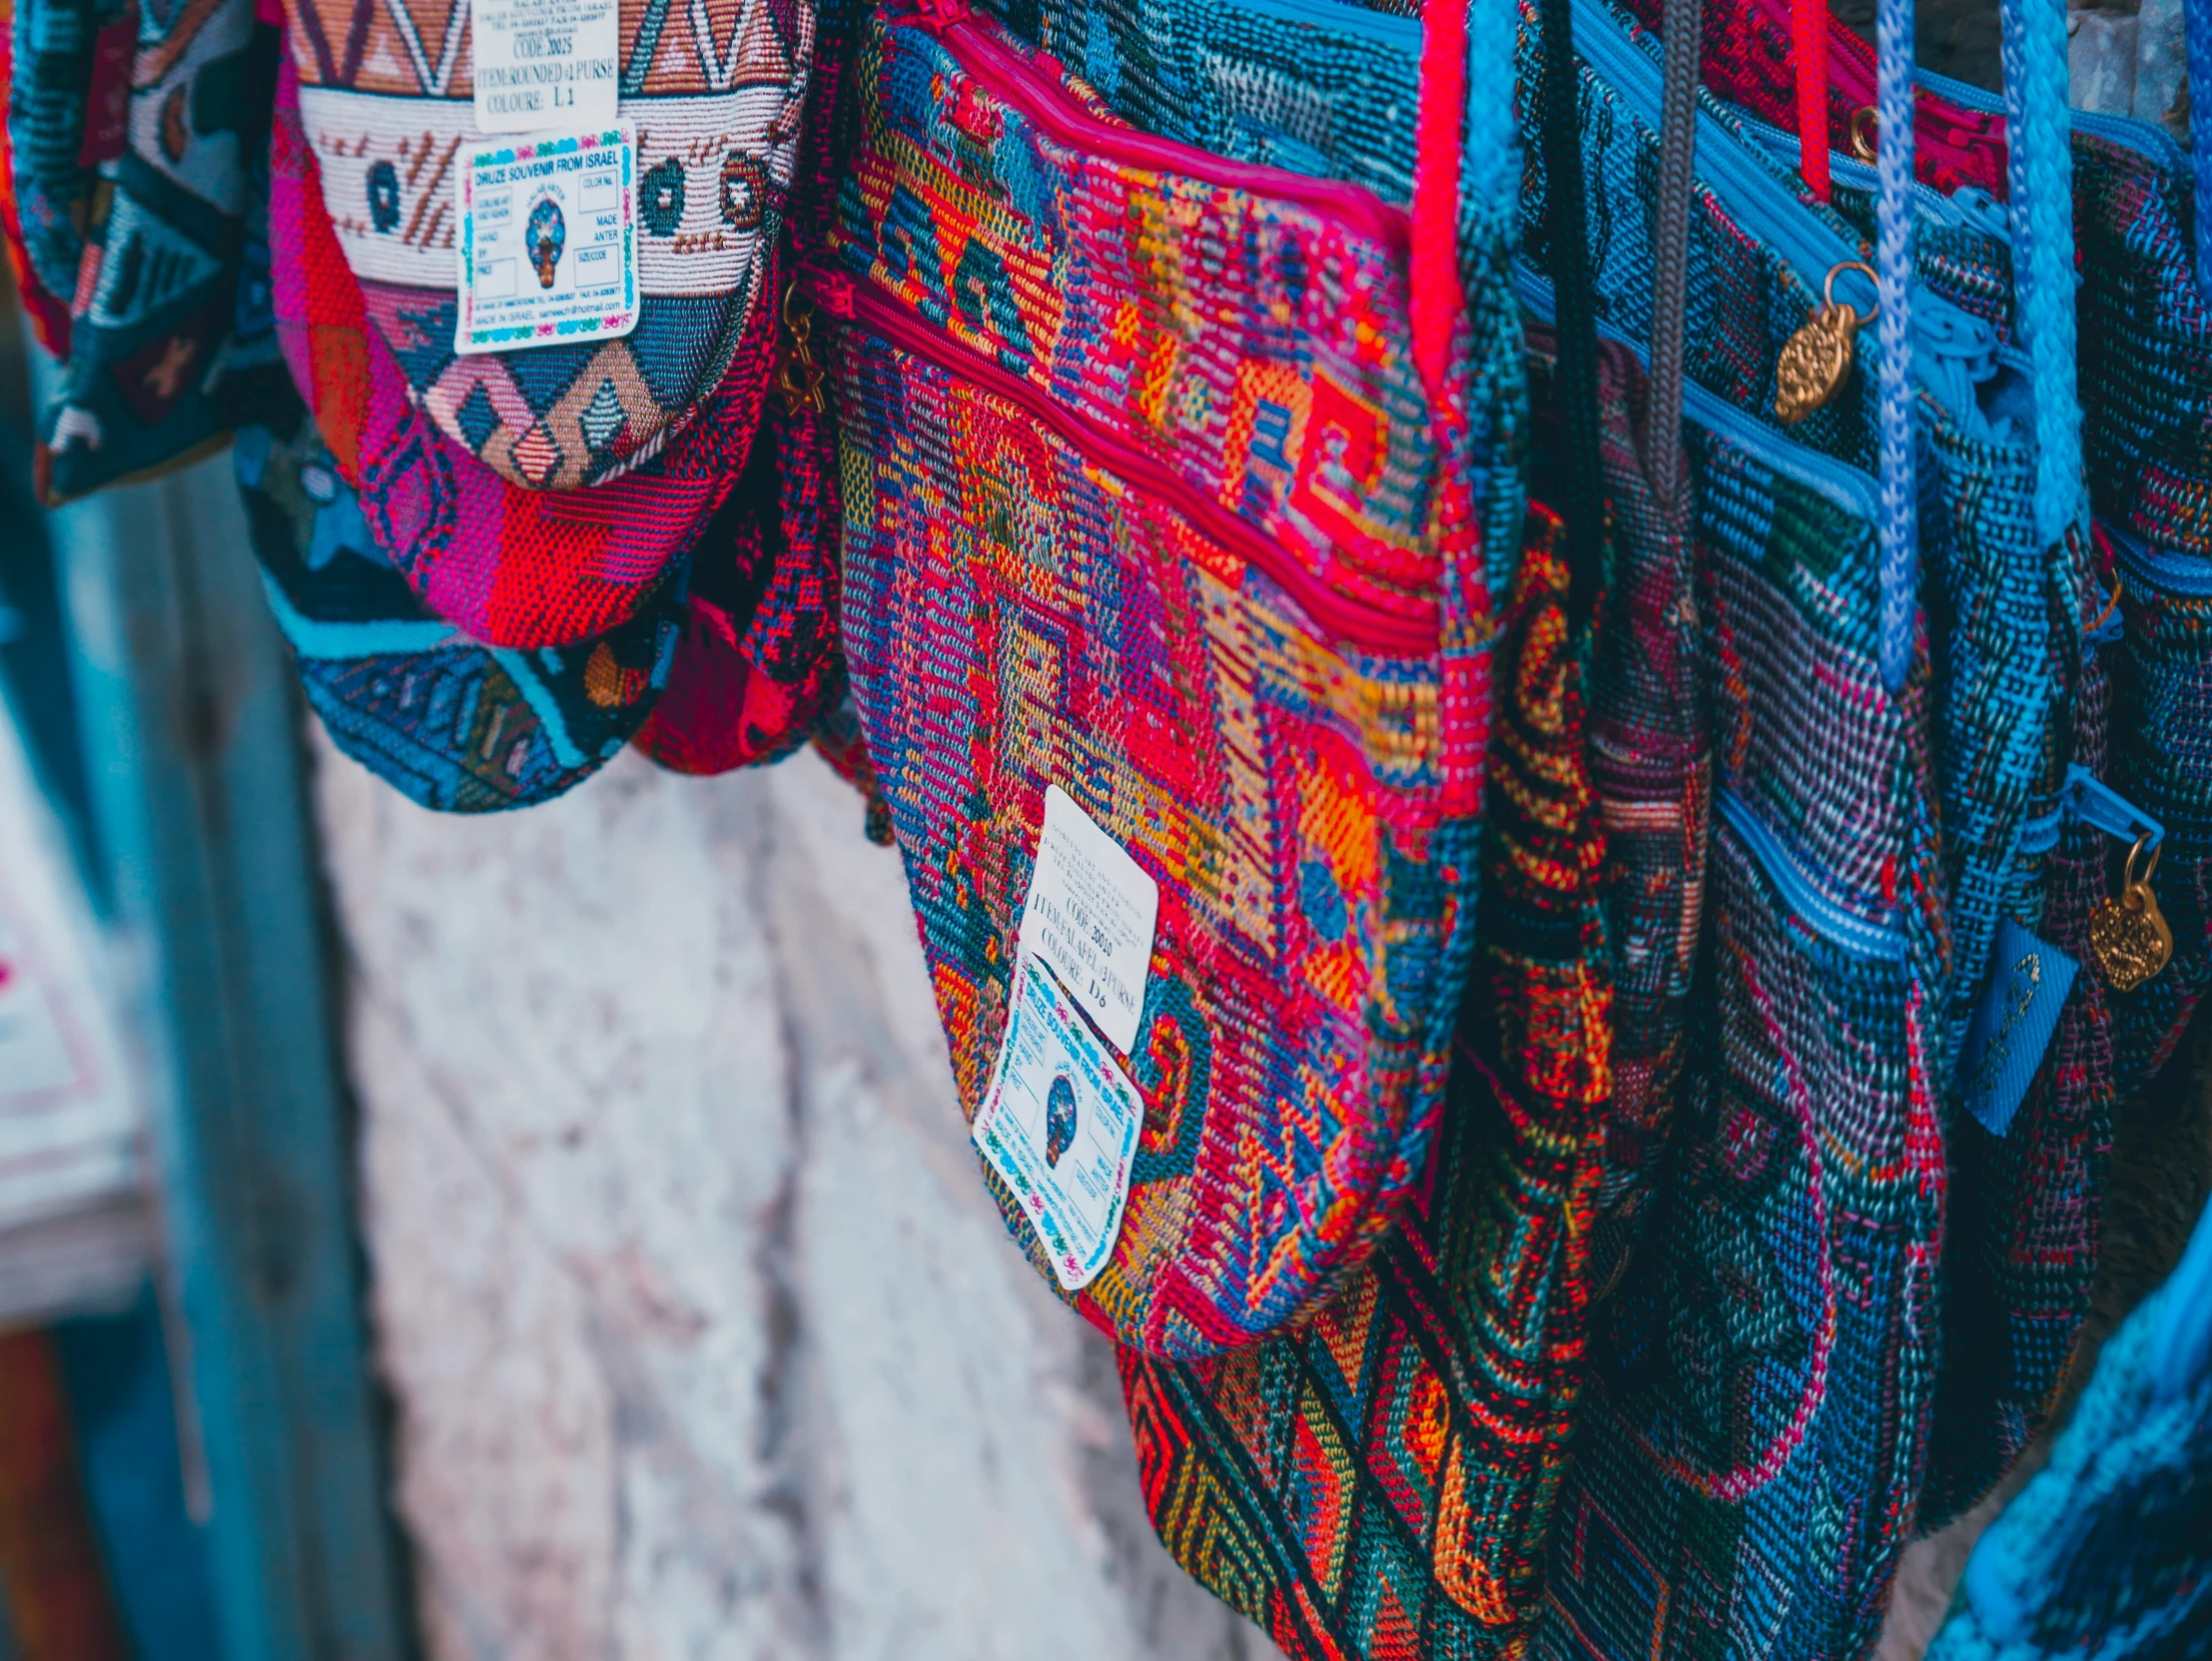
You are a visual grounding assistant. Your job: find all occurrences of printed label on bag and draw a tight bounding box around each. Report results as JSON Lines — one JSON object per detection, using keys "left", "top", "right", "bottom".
{"left": 1957, "top": 918, "right": 2079, "bottom": 1138}
{"left": 974, "top": 952, "right": 1143, "bottom": 1291}
{"left": 471, "top": 0, "right": 619, "bottom": 133}
{"left": 1017, "top": 785, "right": 1157, "bottom": 1055}
{"left": 454, "top": 125, "right": 637, "bottom": 355}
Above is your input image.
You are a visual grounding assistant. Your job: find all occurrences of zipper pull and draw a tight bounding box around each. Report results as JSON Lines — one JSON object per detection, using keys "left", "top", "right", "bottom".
{"left": 2017, "top": 766, "right": 2172, "bottom": 989}
{"left": 1776, "top": 260, "right": 1876, "bottom": 423}
{"left": 775, "top": 278, "right": 827, "bottom": 416}
{"left": 2020, "top": 765, "right": 2164, "bottom": 855}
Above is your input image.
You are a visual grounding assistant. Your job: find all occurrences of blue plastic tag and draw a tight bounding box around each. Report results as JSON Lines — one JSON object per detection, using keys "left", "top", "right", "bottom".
{"left": 1957, "top": 920, "right": 2079, "bottom": 1137}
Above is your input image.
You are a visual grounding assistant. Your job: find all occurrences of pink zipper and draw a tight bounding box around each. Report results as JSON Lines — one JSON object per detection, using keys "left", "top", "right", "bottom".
{"left": 908, "top": 0, "right": 1413, "bottom": 252}
{"left": 807, "top": 264, "right": 1442, "bottom": 656}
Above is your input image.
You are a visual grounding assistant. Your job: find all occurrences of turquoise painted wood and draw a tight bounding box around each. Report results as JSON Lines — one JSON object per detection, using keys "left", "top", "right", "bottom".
{"left": 40, "top": 436, "right": 409, "bottom": 1661}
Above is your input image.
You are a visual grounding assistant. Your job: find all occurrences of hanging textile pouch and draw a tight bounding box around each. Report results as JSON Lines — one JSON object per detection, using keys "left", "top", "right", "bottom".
{"left": 818, "top": 0, "right": 1500, "bottom": 1357}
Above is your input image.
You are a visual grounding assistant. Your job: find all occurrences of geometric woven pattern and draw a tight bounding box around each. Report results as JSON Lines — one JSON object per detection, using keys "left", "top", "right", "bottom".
{"left": 1538, "top": 408, "right": 1943, "bottom": 1661}
{"left": 238, "top": 405, "right": 678, "bottom": 811}
{"left": 283, "top": 0, "right": 813, "bottom": 489}
{"left": 828, "top": 2, "right": 1496, "bottom": 1357}
{"left": 270, "top": 50, "right": 782, "bottom": 646}
{"left": 1122, "top": 495, "right": 1609, "bottom": 1660}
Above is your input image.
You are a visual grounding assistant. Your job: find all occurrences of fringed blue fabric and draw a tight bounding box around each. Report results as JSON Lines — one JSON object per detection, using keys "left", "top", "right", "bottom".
{"left": 1927, "top": 1194, "right": 2212, "bottom": 1657}
{"left": 1875, "top": 0, "right": 1916, "bottom": 691}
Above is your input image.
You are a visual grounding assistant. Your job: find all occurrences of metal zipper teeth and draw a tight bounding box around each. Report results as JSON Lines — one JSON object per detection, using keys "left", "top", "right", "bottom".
{"left": 2108, "top": 521, "right": 2212, "bottom": 597}
{"left": 1514, "top": 263, "right": 1881, "bottom": 521}
{"left": 920, "top": 3, "right": 1412, "bottom": 248}
{"left": 813, "top": 268, "right": 1443, "bottom": 656}
{"left": 1913, "top": 64, "right": 2190, "bottom": 170}
{"left": 1717, "top": 787, "right": 1908, "bottom": 962}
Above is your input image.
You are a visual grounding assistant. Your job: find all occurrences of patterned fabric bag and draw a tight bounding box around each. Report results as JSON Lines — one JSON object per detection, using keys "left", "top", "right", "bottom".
{"left": 1662, "top": 0, "right": 2212, "bottom": 1523}
{"left": 280, "top": 0, "right": 815, "bottom": 494}
{"left": 821, "top": 0, "right": 1511, "bottom": 1356}
{"left": 239, "top": 405, "right": 679, "bottom": 809}
{"left": 0, "top": 0, "right": 121, "bottom": 354}
{"left": 1531, "top": 298, "right": 1944, "bottom": 1661}
{"left": 13, "top": 0, "right": 293, "bottom": 501}
{"left": 271, "top": 50, "right": 777, "bottom": 646}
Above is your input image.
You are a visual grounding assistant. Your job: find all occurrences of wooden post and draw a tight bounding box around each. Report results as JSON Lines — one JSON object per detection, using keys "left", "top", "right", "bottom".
{"left": 41, "top": 442, "right": 409, "bottom": 1661}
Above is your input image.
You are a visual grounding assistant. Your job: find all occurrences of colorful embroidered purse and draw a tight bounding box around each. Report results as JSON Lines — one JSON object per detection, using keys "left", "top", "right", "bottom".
{"left": 271, "top": 51, "right": 780, "bottom": 646}
{"left": 280, "top": 0, "right": 816, "bottom": 494}
{"left": 822, "top": 0, "right": 1503, "bottom": 1356}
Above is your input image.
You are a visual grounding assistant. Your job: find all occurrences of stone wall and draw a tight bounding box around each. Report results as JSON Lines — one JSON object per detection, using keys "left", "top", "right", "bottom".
{"left": 316, "top": 742, "right": 1279, "bottom": 1660}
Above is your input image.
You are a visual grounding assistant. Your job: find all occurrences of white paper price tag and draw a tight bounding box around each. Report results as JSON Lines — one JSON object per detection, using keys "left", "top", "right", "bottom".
{"left": 1017, "top": 785, "right": 1157, "bottom": 1054}
{"left": 454, "top": 124, "right": 638, "bottom": 355}
{"left": 973, "top": 953, "right": 1142, "bottom": 1290}
{"left": 471, "top": 0, "right": 618, "bottom": 133}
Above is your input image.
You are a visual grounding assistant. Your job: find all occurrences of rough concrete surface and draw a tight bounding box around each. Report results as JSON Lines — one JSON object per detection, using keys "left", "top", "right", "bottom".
{"left": 315, "top": 739, "right": 1280, "bottom": 1661}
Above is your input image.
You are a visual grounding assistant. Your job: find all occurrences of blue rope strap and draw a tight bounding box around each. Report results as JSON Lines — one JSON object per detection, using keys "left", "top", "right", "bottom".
{"left": 2004, "top": 0, "right": 2084, "bottom": 552}
{"left": 1875, "top": 0, "right": 1915, "bottom": 691}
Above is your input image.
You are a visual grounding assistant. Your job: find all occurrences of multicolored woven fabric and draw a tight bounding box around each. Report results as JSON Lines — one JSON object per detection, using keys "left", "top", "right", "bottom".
{"left": 1921, "top": 548, "right": 2120, "bottom": 1529}
{"left": 270, "top": 51, "right": 779, "bottom": 646}
{"left": 2077, "top": 123, "right": 2212, "bottom": 1108}
{"left": 1123, "top": 492, "right": 1608, "bottom": 1660}
{"left": 632, "top": 383, "right": 840, "bottom": 773}
{"left": 1536, "top": 385, "right": 1943, "bottom": 1661}
{"left": 1572, "top": 334, "right": 1709, "bottom": 1298}
{"left": 827, "top": 0, "right": 1500, "bottom": 1355}
{"left": 1926, "top": 1192, "right": 2212, "bottom": 1660}
{"left": 282, "top": 0, "right": 816, "bottom": 492}
{"left": 0, "top": 0, "right": 86, "bottom": 352}
{"left": 27, "top": 0, "right": 290, "bottom": 501}
{"left": 1, "top": 0, "right": 133, "bottom": 355}
{"left": 238, "top": 405, "right": 677, "bottom": 810}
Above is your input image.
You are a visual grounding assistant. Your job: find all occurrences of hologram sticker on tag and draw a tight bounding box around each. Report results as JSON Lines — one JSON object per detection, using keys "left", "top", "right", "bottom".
{"left": 973, "top": 953, "right": 1143, "bottom": 1291}
{"left": 471, "top": 0, "right": 619, "bottom": 133}
{"left": 454, "top": 125, "right": 637, "bottom": 355}
{"left": 1017, "top": 785, "right": 1157, "bottom": 1054}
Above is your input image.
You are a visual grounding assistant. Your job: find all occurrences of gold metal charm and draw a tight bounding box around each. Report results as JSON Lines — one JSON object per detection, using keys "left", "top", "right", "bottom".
{"left": 1775, "top": 261, "right": 1877, "bottom": 425}
{"left": 2088, "top": 832, "right": 2173, "bottom": 992}
{"left": 774, "top": 281, "right": 827, "bottom": 416}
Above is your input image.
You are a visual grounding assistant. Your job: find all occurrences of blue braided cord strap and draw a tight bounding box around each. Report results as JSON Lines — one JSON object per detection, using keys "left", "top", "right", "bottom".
{"left": 2004, "top": 0, "right": 2085, "bottom": 551}
{"left": 1876, "top": 0, "right": 1915, "bottom": 691}
{"left": 2190, "top": 0, "right": 2211, "bottom": 302}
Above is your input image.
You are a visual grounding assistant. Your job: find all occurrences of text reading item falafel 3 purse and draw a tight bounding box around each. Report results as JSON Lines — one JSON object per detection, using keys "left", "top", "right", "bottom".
{"left": 821, "top": 0, "right": 1506, "bottom": 1357}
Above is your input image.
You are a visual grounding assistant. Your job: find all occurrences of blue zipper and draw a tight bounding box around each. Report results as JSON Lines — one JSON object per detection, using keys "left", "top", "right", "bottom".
{"left": 1514, "top": 262, "right": 1880, "bottom": 520}
{"left": 1734, "top": 110, "right": 2005, "bottom": 236}
{"left": 1913, "top": 65, "right": 2191, "bottom": 173}
{"left": 2107, "top": 521, "right": 2212, "bottom": 597}
{"left": 1717, "top": 788, "right": 1910, "bottom": 962}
